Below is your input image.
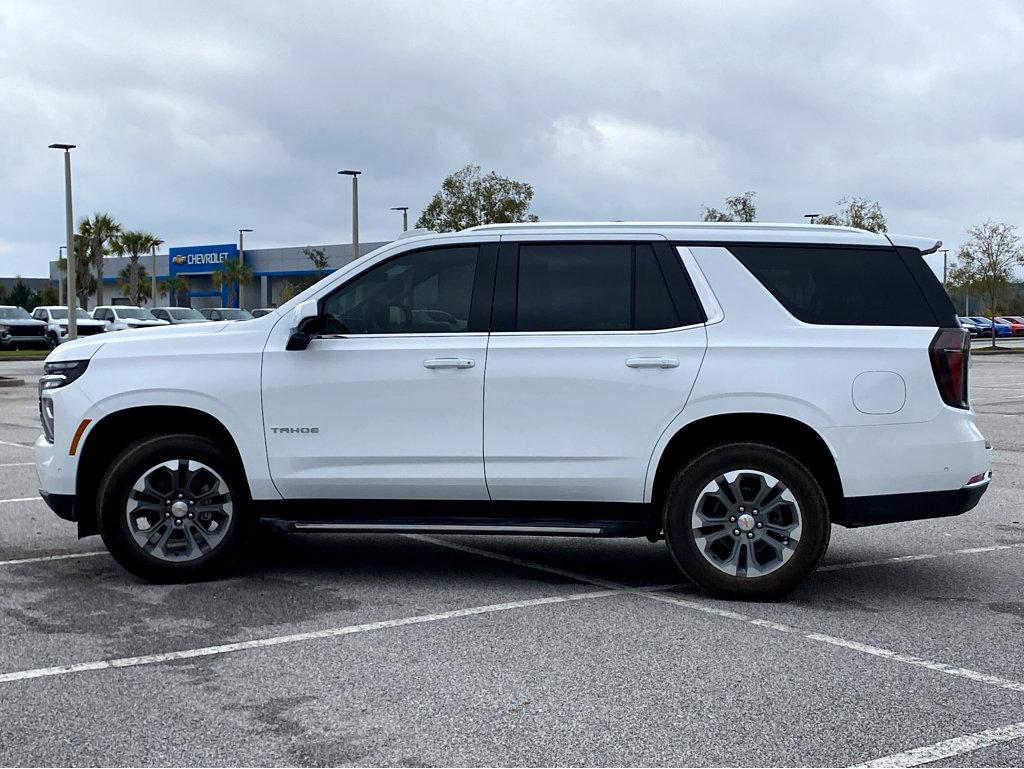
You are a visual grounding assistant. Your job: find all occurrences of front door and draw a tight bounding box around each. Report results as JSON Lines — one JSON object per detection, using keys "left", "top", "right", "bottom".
{"left": 261, "top": 244, "right": 495, "bottom": 500}
{"left": 484, "top": 240, "right": 708, "bottom": 503}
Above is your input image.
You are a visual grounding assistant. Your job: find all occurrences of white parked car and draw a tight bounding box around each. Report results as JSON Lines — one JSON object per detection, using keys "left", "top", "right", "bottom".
{"left": 151, "top": 307, "right": 209, "bottom": 325}
{"left": 91, "top": 305, "right": 169, "bottom": 331}
{"left": 199, "top": 307, "right": 255, "bottom": 321}
{"left": 35, "top": 222, "right": 990, "bottom": 598}
{"left": 32, "top": 306, "right": 107, "bottom": 346}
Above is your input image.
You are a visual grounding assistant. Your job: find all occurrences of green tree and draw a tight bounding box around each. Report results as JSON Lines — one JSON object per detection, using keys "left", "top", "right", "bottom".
{"left": 0, "top": 284, "right": 7, "bottom": 304}
{"left": 8, "top": 277, "right": 38, "bottom": 311}
{"left": 159, "top": 275, "right": 190, "bottom": 307}
{"left": 39, "top": 283, "right": 59, "bottom": 306}
{"left": 118, "top": 264, "right": 151, "bottom": 304}
{"left": 112, "top": 230, "right": 161, "bottom": 306}
{"left": 701, "top": 191, "right": 756, "bottom": 222}
{"left": 78, "top": 212, "right": 121, "bottom": 306}
{"left": 212, "top": 258, "right": 254, "bottom": 307}
{"left": 815, "top": 197, "right": 887, "bottom": 232}
{"left": 279, "top": 280, "right": 297, "bottom": 303}
{"left": 304, "top": 246, "right": 330, "bottom": 281}
{"left": 416, "top": 164, "right": 540, "bottom": 232}
{"left": 951, "top": 221, "right": 1024, "bottom": 348}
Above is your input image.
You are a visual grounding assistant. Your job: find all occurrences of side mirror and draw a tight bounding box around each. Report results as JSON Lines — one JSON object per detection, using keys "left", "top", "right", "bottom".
{"left": 286, "top": 299, "right": 319, "bottom": 351}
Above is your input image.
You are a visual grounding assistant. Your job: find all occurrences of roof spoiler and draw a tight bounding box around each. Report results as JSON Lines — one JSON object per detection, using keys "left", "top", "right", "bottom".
{"left": 887, "top": 234, "right": 941, "bottom": 255}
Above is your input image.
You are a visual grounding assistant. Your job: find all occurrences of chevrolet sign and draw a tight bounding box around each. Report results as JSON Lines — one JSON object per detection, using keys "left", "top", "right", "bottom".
{"left": 168, "top": 244, "right": 239, "bottom": 275}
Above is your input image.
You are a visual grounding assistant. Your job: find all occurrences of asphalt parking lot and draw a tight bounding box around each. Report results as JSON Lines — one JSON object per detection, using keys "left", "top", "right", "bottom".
{"left": 1, "top": 356, "right": 1023, "bottom": 767}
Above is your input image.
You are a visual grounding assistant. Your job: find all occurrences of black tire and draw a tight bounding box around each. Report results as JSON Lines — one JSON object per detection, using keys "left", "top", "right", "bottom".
{"left": 663, "top": 442, "right": 830, "bottom": 601}
{"left": 97, "top": 434, "right": 255, "bottom": 583}
{"left": 47, "top": 332, "right": 59, "bottom": 349}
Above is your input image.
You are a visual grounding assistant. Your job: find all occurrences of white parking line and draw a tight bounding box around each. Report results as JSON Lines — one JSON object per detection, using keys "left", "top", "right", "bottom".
{"left": 0, "top": 439, "right": 32, "bottom": 449}
{"left": 0, "top": 588, "right": 620, "bottom": 684}
{"left": 0, "top": 462, "right": 34, "bottom": 467}
{"left": 415, "top": 537, "right": 1024, "bottom": 696}
{"left": 0, "top": 496, "right": 41, "bottom": 505}
{"left": 818, "top": 542, "right": 1024, "bottom": 572}
{"left": 0, "top": 551, "right": 107, "bottom": 567}
{"left": 852, "top": 720, "right": 1024, "bottom": 767}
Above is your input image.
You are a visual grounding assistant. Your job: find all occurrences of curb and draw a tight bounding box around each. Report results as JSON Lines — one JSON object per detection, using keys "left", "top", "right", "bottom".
{"left": 0, "top": 376, "right": 26, "bottom": 387}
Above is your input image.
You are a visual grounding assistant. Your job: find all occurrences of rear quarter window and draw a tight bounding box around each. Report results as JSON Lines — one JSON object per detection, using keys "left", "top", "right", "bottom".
{"left": 729, "top": 246, "right": 938, "bottom": 326}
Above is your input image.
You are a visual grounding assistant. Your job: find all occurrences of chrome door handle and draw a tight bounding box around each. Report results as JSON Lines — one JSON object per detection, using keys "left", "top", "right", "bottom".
{"left": 625, "top": 357, "right": 679, "bottom": 369}
{"left": 423, "top": 358, "right": 475, "bottom": 369}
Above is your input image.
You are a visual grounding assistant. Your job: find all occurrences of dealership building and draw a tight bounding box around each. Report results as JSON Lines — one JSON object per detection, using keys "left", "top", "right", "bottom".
{"left": 46, "top": 240, "right": 390, "bottom": 311}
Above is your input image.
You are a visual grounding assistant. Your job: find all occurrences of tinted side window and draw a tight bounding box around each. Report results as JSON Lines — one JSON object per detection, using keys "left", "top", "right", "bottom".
{"left": 635, "top": 245, "right": 680, "bottom": 330}
{"left": 323, "top": 246, "right": 478, "bottom": 334}
{"left": 730, "top": 246, "right": 937, "bottom": 326}
{"left": 516, "top": 244, "right": 632, "bottom": 332}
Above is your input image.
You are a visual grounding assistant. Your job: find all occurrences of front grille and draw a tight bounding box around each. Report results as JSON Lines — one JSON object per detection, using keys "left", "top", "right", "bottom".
{"left": 9, "top": 324, "right": 44, "bottom": 337}
{"left": 77, "top": 325, "right": 103, "bottom": 336}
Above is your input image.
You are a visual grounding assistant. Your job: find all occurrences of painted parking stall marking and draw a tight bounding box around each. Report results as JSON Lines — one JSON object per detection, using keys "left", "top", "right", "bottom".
{"left": 0, "top": 496, "right": 41, "bottom": 505}
{"left": 0, "top": 551, "right": 107, "bottom": 567}
{"left": 0, "top": 588, "right": 621, "bottom": 684}
{"left": 852, "top": 720, "right": 1024, "bottom": 768}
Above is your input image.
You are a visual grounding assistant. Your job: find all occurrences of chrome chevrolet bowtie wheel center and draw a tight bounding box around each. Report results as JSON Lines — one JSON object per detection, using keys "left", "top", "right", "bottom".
{"left": 691, "top": 469, "right": 802, "bottom": 578}
{"left": 126, "top": 459, "right": 233, "bottom": 562}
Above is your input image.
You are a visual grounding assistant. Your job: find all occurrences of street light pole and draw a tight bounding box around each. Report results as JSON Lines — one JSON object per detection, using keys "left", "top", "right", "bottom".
{"left": 151, "top": 244, "right": 158, "bottom": 308}
{"left": 339, "top": 170, "right": 361, "bottom": 259}
{"left": 238, "top": 228, "right": 252, "bottom": 309}
{"left": 390, "top": 206, "right": 409, "bottom": 232}
{"left": 939, "top": 248, "right": 949, "bottom": 287}
{"left": 58, "top": 246, "right": 66, "bottom": 305}
{"left": 49, "top": 143, "right": 77, "bottom": 340}
{"left": 804, "top": 213, "right": 820, "bottom": 225}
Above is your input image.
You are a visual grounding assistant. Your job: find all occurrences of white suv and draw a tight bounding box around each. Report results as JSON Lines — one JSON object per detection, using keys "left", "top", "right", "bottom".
{"left": 35, "top": 223, "right": 990, "bottom": 598}
{"left": 91, "top": 305, "right": 169, "bottom": 331}
{"left": 32, "top": 306, "right": 107, "bottom": 346}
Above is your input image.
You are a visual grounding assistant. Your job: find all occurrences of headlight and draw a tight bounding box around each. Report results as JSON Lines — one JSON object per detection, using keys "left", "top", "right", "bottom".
{"left": 0, "top": 324, "right": 9, "bottom": 334}
{"left": 38, "top": 361, "right": 89, "bottom": 444}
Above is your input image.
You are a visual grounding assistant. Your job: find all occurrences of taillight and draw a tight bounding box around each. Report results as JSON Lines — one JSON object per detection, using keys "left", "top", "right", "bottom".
{"left": 929, "top": 328, "right": 970, "bottom": 409}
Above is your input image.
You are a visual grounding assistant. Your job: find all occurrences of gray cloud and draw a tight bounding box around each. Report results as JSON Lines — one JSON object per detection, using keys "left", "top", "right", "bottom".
{"left": 2, "top": 0, "right": 1022, "bottom": 278}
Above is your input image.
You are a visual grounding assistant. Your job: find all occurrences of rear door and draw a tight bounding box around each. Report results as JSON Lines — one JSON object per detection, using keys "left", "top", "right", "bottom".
{"left": 483, "top": 238, "right": 707, "bottom": 502}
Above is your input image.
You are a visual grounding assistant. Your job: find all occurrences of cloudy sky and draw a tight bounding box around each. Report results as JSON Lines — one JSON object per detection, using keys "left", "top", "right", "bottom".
{"left": 2, "top": 0, "right": 1022, "bottom": 278}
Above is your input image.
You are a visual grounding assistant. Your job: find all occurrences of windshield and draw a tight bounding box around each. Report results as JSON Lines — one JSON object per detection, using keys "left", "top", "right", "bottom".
{"left": 170, "top": 308, "right": 205, "bottom": 320}
{"left": 117, "top": 308, "right": 156, "bottom": 320}
{"left": 0, "top": 306, "right": 32, "bottom": 320}
{"left": 219, "top": 309, "right": 254, "bottom": 320}
{"left": 49, "top": 308, "right": 92, "bottom": 320}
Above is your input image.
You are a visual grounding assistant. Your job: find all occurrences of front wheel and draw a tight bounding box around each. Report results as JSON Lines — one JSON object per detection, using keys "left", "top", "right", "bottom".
{"left": 97, "top": 434, "right": 255, "bottom": 583}
{"left": 663, "top": 442, "right": 830, "bottom": 600}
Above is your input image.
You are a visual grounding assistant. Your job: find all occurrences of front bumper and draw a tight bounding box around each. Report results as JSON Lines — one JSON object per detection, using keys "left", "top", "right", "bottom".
{"left": 841, "top": 475, "right": 990, "bottom": 527}
{"left": 40, "top": 491, "right": 76, "bottom": 521}
{"left": 0, "top": 334, "right": 48, "bottom": 348}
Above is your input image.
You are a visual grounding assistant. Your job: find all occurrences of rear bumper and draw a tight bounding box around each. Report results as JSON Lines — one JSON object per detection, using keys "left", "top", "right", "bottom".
{"left": 840, "top": 477, "right": 990, "bottom": 527}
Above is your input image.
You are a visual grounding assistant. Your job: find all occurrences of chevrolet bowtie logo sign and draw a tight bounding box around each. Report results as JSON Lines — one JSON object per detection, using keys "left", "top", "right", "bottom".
{"left": 167, "top": 243, "right": 239, "bottom": 275}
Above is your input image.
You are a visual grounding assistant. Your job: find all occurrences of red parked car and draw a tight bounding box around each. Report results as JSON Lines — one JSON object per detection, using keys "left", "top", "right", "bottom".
{"left": 995, "top": 316, "right": 1024, "bottom": 336}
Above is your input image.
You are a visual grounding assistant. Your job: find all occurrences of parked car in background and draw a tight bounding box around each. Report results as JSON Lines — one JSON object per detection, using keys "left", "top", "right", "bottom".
{"left": 91, "top": 306, "right": 169, "bottom": 332}
{"left": 994, "top": 316, "right": 1024, "bottom": 336}
{"left": 957, "top": 317, "right": 980, "bottom": 337}
{"left": 32, "top": 306, "right": 106, "bottom": 346}
{"left": 199, "top": 308, "right": 255, "bottom": 321}
{"left": 152, "top": 307, "right": 209, "bottom": 325}
{"left": 969, "top": 316, "right": 1012, "bottom": 337}
{"left": 251, "top": 308, "right": 277, "bottom": 318}
{"left": 0, "top": 305, "right": 47, "bottom": 349}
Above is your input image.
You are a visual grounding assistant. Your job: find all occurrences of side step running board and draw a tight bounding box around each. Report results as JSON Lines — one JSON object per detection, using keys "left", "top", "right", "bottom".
{"left": 261, "top": 518, "right": 647, "bottom": 538}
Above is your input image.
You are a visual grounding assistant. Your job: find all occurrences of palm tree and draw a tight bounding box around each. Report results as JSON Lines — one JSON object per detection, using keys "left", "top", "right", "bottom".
{"left": 159, "top": 275, "right": 190, "bottom": 307}
{"left": 211, "top": 258, "right": 254, "bottom": 307}
{"left": 111, "top": 230, "right": 161, "bottom": 306}
{"left": 58, "top": 233, "right": 97, "bottom": 309}
{"left": 78, "top": 213, "right": 121, "bottom": 306}
{"left": 118, "top": 264, "right": 151, "bottom": 304}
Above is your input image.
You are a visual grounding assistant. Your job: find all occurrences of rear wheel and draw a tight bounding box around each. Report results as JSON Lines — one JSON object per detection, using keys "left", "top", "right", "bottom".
{"left": 663, "top": 442, "right": 830, "bottom": 600}
{"left": 97, "top": 434, "right": 254, "bottom": 583}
